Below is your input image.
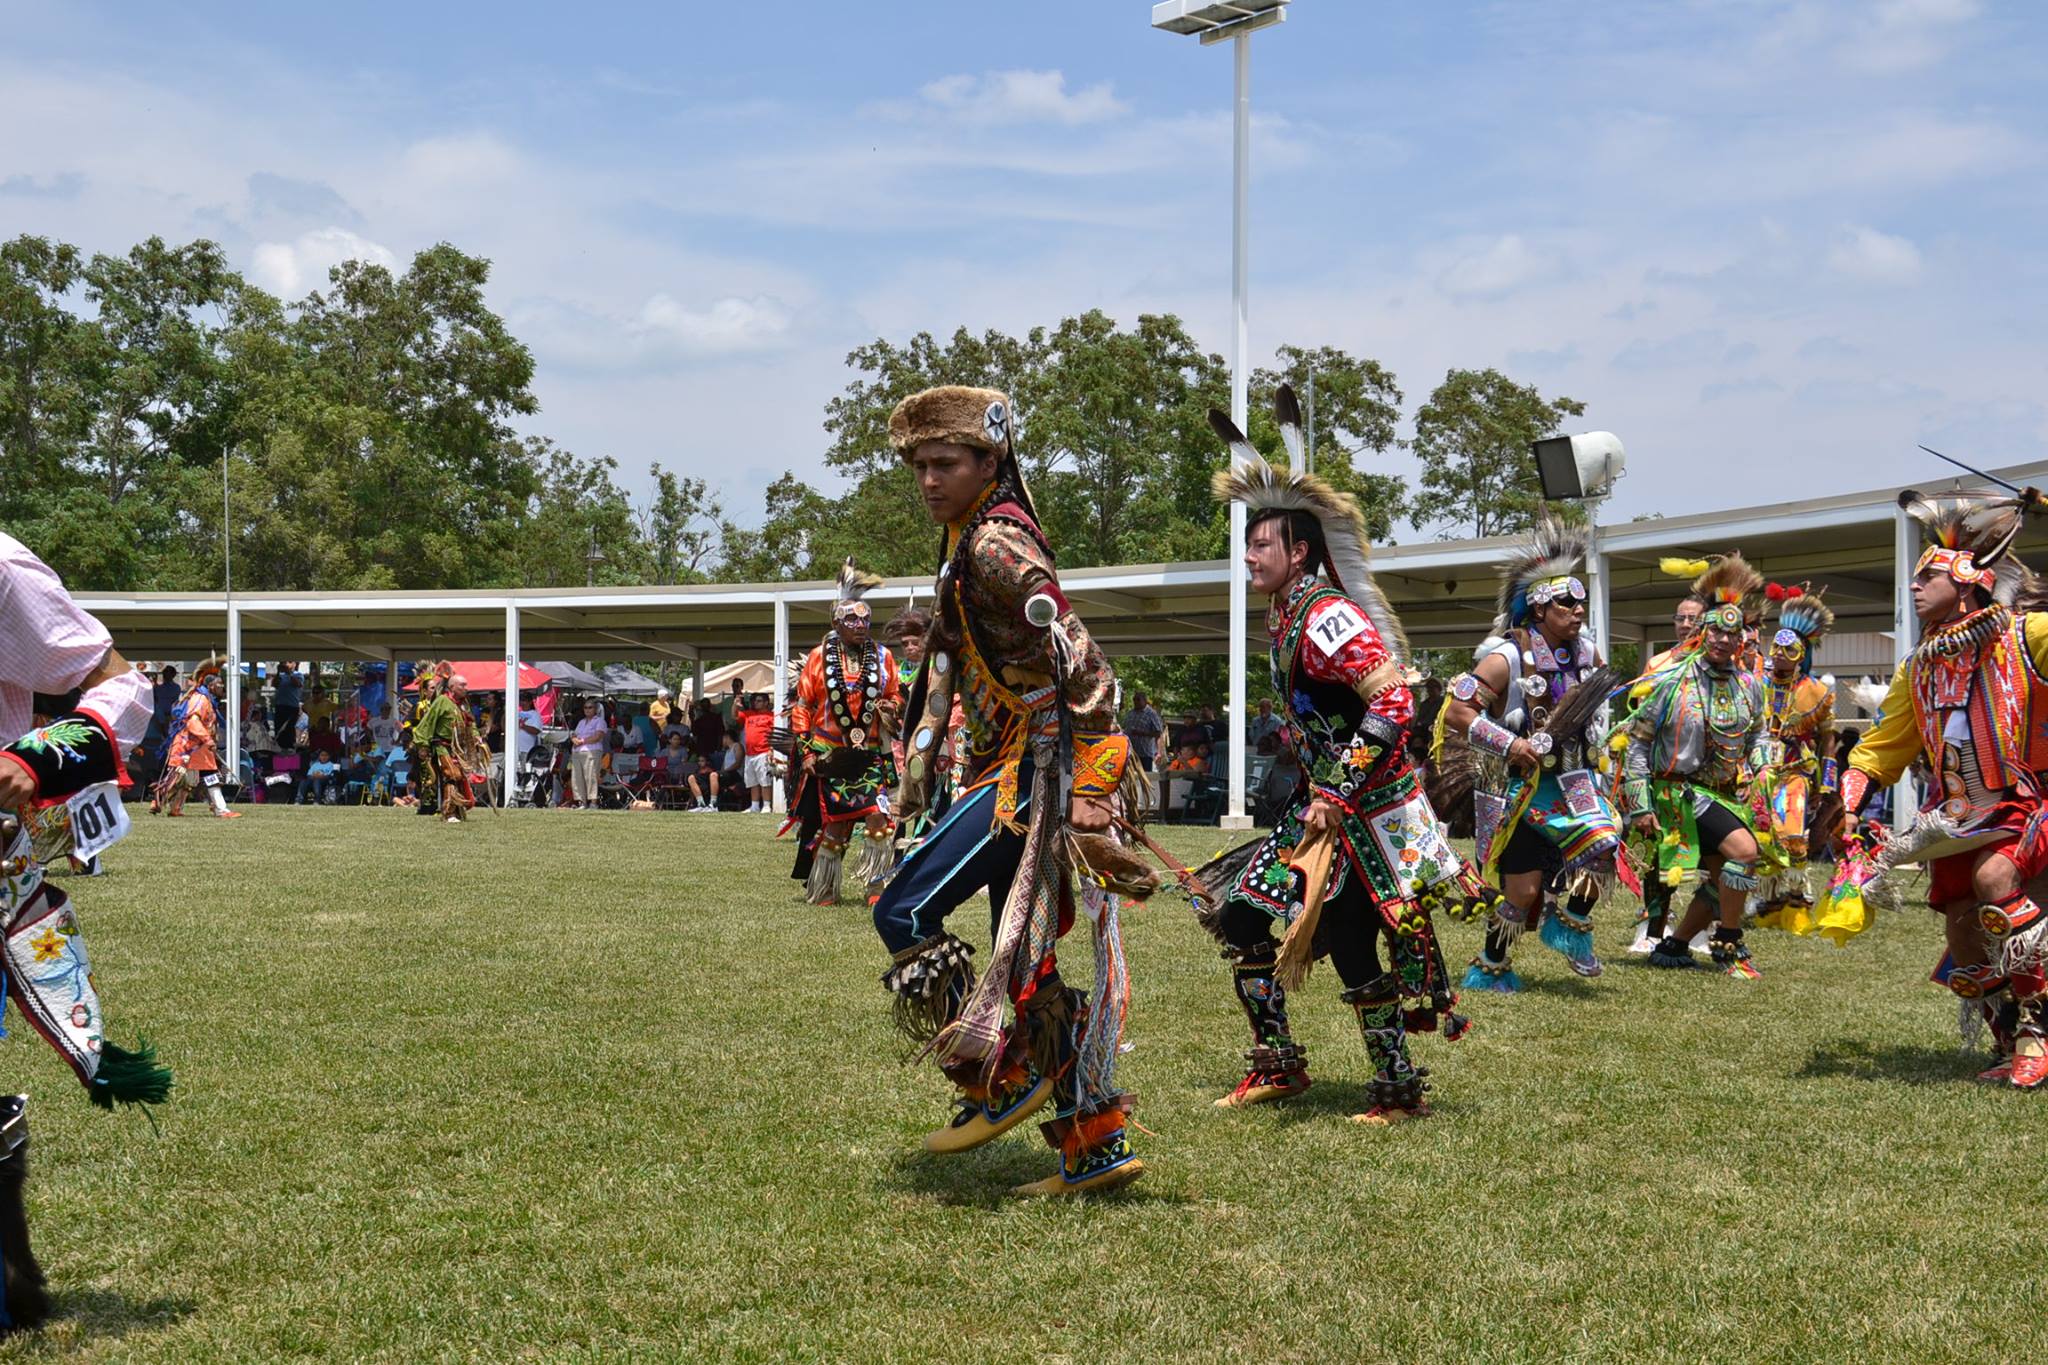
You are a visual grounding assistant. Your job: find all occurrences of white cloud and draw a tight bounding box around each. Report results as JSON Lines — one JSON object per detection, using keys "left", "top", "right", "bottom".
{"left": 637, "top": 294, "right": 793, "bottom": 355}
{"left": 914, "top": 70, "right": 1128, "bottom": 126}
{"left": 1844, "top": 0, "right": 1982, "bottom": 72}
{"left": 1824, "top": 225, "right": 1922, "bottom": 283}
{"left": 249, "top": 227, "right": 396, "bottom": 296}
{"left": 1436, "top": 235, "right": 1550, "bottom": 300}
{"left": 397, "top": 132, "right": 522, "bottom": 185}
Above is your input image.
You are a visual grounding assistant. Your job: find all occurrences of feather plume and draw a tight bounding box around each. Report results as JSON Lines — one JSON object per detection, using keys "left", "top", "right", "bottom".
{"left": 1899, "top": 487, "right": 2040, "bottom": 606}
{"left": 1660, "top": 557, "right": 1709, "bottom": 577}
{"left": 1491, "top": 512, "right": 1592, "bottom": 634}
{"left": 1209, "top": 406, "right": 1408, "bottom": 663}
{"left": 836, "top": 556, "right": 884, "bottom": 607}
{"left": 1543, "top": 667, "right": 1620, "bottom": 745}
{"left": 1274, "top": 382, "right": 1306, "bottom": 466}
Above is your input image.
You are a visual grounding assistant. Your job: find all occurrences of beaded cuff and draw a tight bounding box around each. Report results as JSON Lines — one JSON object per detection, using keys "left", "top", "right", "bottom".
{"left": 1468, "top": 713, "right": 1517, "bottom": 759}
{"left": 1839, "top": 767, "right": 1871, "bottom": 816}
{"left": 1071, "top": 733, "right": 1128, "bottom": 798}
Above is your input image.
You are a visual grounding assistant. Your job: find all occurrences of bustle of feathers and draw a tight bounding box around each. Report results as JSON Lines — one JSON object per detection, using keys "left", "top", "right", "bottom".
{"left": 1492, "top": 513, "right": 1592, "bottom": 635}
{"left": 1209, "top": 394, "right": 1408, "bottom": 664}
{"left": 1690, "top": 552, "right": 1764, "bottom": 608}
{"left": 1898, "top": 487, "right": 2044, "bottom": 608}
{"left": 836, "top": 556, "right": 884, "bottom": 608}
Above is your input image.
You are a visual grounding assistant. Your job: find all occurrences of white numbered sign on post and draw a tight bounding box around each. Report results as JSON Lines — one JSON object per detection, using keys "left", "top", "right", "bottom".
{"left": 66, "top": 782, "right": 131, "bottom": 861}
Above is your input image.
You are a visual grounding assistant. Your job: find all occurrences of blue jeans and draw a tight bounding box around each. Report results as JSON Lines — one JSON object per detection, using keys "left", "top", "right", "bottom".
{"left": 871, "top": 775, "right": 1031, "bottom": 956}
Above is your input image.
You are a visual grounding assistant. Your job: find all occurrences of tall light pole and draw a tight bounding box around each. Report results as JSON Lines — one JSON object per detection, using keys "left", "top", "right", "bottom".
{"left": 1153, "top": 0, "right": 1287, "bottom": 831}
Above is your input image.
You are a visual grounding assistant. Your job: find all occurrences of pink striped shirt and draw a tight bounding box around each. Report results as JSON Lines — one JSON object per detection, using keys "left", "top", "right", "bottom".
{"left": 0, "top": 533, "right": 152, "bottom": 751}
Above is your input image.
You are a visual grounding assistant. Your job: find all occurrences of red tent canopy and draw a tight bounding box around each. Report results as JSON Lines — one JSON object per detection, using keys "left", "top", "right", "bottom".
{"left": 402, "top": 661, "right": 553, "bottom": 693}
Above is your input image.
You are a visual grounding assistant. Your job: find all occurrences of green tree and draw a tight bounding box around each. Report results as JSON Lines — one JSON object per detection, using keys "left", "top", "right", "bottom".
{"left": 641, "top": 464, "right": 725, "bottom": 585}
{"left": 1408, "top": 367, "right": 1585, "bottom": 540}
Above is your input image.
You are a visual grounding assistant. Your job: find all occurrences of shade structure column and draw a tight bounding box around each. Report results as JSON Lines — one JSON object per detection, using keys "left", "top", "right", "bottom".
{"left": 1891, "top": 502, "right": 1917, "bottom": 833}
{"left": 1586, "top": 538, "right": 1611, "bottom": 659}
{"left": 504, "top": 604, "right": 521, "bottom": 806}
{"left": 771, "top": 594, "right": 790, "bottom": 815}
{"left": 225, "top": 604, "right": 242, "bottom": 782}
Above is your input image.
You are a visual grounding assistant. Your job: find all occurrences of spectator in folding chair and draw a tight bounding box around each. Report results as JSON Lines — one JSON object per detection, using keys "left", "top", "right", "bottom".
{"left": 298, "top": 749, "right": 340, "bottom": 805}
{"left": 654, "top": 733, "right": 693, "bottom": 809}
{"left": 682, "top": 741, "right": 722, "bottom": 811}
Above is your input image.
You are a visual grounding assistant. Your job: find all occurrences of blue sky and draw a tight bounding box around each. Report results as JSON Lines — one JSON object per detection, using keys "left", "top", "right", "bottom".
{"left": 5, "top": 0, "right": 2043, "bottom": 535}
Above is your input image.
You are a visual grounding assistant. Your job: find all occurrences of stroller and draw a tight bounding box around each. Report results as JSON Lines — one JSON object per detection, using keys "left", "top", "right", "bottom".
{"left": 517, "top": 730, "right": 568, "bottom": 809}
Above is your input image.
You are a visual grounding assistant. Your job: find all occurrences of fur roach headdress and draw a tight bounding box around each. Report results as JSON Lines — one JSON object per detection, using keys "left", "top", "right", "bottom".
{"left": 1765, "top": 583, "right": 1833, "bottom": 675}
{"left": 888, "top": 385, "right": 1041, "bottom": 526}
{"left": 884, "top": 596, "right": 931, "bottom": 646}
{"left": 1688, "top": 553, "right": 1764, "bottom": 633}
{"left": 1209, "top": 384, "right": 1408, "bottom": 663}
{"left": 833, "top": 557, "right": 884, "bottom": 626}
{"left": 1898, "top": 487, "right": 2043, "bottom": 607}
{"left": 1492, "top": 513, "right": 1591, "bottom": 636}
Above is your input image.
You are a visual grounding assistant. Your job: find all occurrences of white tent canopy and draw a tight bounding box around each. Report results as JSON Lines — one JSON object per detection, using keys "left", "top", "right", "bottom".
{"left": 678, "top": 659, "right": 779, "bottom": 702}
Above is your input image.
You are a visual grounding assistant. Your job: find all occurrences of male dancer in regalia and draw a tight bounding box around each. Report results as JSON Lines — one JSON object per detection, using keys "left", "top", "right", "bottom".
{"left": 1841, "top": 488, "right": 2048, "bottom": 1087}
{"left": 1617, "top": 555, "right": 1769, "bottom": 978}
{"left": 1199, "top": 389, "right": 1486, "bottom": 1125}
{"left": 0, "top": 532, "right": 174, "bottom": 1329}
{"left": 1629, "top": 585, "right": 1709, "bottom": 951}
{"left": 1752, "top": 586, "right": 1839, "bottom": 930}
{"left": 787, "top": 565, "right": 900, "bottom": 905}
{"left": 1438, "top": 515, "right": 1626, "bottom": 989}
{"left": 874, "top": 385, "right": 1150, "bottom": 1195}
{"left": 412, "top": 669, "right": 477, "bottom": 824}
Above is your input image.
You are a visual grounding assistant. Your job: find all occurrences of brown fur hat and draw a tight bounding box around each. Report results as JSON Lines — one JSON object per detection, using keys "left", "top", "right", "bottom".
{"left": 888, "top": 386, "right": 1013, "bottom": 456}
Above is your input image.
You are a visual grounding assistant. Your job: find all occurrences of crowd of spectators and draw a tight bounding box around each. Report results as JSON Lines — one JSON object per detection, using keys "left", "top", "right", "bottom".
{"left": 558, "top": 679, "right": 775, "bottom": 813}
{"left": 129, "top": 662, "right": 783, "bottom": 814}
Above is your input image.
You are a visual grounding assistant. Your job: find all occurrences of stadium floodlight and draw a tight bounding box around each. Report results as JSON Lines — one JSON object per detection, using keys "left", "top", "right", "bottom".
{"left": 1153, "top": 0, "right": 1291, "bottom": 830}
{"left": 1151, "top": 0, "right": 1289, "bottom": 43}
{"left": 1531, "top": 431, "right": 1627, "bottom": 501}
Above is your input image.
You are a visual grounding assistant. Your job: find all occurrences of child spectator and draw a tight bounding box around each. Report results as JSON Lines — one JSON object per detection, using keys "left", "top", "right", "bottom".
{"left": 300, "top": 749, "right": 341, "bottom": 805}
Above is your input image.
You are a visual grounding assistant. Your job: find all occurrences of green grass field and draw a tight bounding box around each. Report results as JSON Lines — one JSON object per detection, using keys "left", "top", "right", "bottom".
{"left": 2, "top": 805, "right": 2040, "bottom": 1362}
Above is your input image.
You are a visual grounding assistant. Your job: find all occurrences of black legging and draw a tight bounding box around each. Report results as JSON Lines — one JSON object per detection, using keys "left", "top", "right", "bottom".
{"left": 1219, "top": 874, "right": 1387, "bottom": 989}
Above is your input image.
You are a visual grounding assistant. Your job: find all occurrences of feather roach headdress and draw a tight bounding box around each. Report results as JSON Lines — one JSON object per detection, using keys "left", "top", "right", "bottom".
{"left": 833, "top": 557, "right": 883, "bottom": 624}
{"left": 1898, "top": 488, "right": 2040, "bottom": 607}
{"left": 1688, "top": 553, "right": 1764, "bottom": 633}
{"left": 1209, "top": 384, "right": 1408, "bottom": 663}
{"left": 1492, "top": 513, "right": 1591, "bottom": 636}
{"left": 1765, "top": 583, "right": 1833, "bottom": 675}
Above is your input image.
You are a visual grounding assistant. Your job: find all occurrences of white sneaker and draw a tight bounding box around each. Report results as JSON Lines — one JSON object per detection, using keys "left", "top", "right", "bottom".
{"left": 1626, "top": 924, "right": 1655, "bottom": 955}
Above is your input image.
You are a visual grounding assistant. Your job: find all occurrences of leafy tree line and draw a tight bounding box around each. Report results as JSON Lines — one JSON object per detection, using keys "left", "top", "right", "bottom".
{"left": 3, "top": 232, "right": 1583, "bottom": 709}
{"left": 0, "top": 234, "right": 723, "bottom": 593}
